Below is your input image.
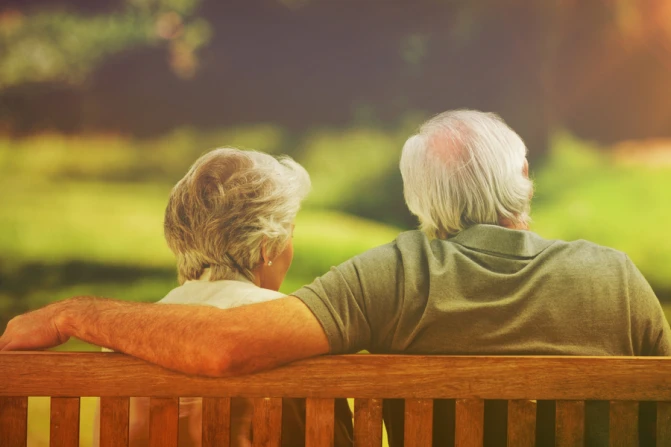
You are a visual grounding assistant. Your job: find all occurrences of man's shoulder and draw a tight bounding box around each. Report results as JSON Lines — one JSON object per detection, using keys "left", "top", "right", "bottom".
{"left": 378, "top": 229, "right": 631, "bottom": 267}
{"left": 547, "top": 236, "right": 628, "bottom": 266}
{"left": 388, "top": 230, "right": 432, "bottom": 253}
{"left": 533, "top": 236, "right": 640, "bottom": 292}
{"left": 352, "top": 230, "right": 428, "bottom": 264}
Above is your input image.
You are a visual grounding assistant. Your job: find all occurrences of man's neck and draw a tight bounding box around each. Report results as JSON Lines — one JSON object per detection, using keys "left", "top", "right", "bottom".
{"left": 499, "top": 217, "right": 529, "bottom": 231}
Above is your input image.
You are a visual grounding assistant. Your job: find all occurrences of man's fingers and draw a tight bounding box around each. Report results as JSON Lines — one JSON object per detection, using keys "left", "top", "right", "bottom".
{"left": 0, "top": 334, "right": 11, "bottom": 351}
{"left": 0, "top": 317, "right": 19, "bottom": 350}
{"left": 0, "top": 323, "right": 11, "bottom": 350}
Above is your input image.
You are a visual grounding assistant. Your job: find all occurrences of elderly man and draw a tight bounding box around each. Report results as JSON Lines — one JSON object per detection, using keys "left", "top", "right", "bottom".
{"left": 2, "top": 110, "right": 670, "bottom": 445}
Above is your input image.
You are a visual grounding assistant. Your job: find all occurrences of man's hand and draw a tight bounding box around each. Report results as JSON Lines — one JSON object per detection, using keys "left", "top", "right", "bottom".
{"left": 0, "top": 301, "right": 71, "bottom": 351}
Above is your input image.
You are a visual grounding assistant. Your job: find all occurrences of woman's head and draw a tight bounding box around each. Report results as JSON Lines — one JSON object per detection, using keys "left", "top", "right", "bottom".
{"left": 164, "top": 148, "right": 310, "bottom": 289}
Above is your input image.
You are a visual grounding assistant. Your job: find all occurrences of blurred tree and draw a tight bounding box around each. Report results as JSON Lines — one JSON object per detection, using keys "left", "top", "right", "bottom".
{"left": 1, "top": 0, "right": 669, "bottom": 146}
{"left": 0, "top": 0, "right": 211, "bottom": 90}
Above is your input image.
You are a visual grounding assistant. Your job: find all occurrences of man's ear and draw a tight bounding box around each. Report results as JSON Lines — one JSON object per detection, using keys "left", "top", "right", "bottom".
{"left": 522, "top": 159, "right": 529, "bottom": 178}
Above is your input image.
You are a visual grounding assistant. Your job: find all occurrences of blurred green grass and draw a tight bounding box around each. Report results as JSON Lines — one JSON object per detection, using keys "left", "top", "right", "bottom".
{"left": 2, "top": 129, "right": 670, "bottom": 300}
{"left": 1, "top": 128, "right": 670, "bottom": 446}
{"left": 1, "top": 128, "right": 669, "bottom": 330}
{"left": 531, "top": 134, "right": 671, "bottom": 292}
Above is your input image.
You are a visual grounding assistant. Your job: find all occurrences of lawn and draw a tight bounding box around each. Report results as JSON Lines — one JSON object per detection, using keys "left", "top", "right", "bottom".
{"left": 1, "top": 129, "right": 670, "bottom": 446}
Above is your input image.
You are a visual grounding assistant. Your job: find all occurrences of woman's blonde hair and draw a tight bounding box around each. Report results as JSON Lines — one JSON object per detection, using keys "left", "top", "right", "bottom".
{"left": 164, "top": 148, "right": 310, "bottom": 284}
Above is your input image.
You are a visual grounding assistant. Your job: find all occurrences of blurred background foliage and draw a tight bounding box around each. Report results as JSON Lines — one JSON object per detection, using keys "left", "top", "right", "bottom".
{"left": 0, "top": 0, "right": 670, "bottom": 444}
{"left": 0, "top": 0, "right": 211, "bottom": 87}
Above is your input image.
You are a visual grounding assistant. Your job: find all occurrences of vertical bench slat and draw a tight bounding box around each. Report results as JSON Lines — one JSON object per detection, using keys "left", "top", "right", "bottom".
{"left": 148, "top": 397, "right": 179, "bottom": 447}
{"left": 50, "top": 397, "right": 80, "bottom": 447}
{"left": 555, "top": 400, "right": 584, "bottom": 447}
{"left": 252, "top": 397, "right": 282, "bottom": 447}
{"left": 354, "top": 398, "right": 383, "bottom": 447}
{"left": 202, "top": 397, "right": 231, "bottom": 447}
{"left": 455, "top": 398, "right": 484, "bottom": 447}
{"left": 507, "top": 399, "right": 536, "bottom": 447}
{"left": 658, "top": 402, "right": 671, "bottom": 447}
{"left": 0, "top": 396, "right": 28, "bottom": 447}
{"left": 99, "top": 397, "right": 129, "bottom": 447}
{"left": 404, "top": 398, "right": 433, "bottom": 447}
{"left": 609, "top": 401, "right": 638, "bottom": 447}
{"left": 306, "top": 398, "right": 335, "bottom": 447}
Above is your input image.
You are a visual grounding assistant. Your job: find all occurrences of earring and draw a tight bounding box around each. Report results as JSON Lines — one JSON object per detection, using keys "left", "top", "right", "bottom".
{"left": 267, "top": 261, "right": 273, "bottom": 266}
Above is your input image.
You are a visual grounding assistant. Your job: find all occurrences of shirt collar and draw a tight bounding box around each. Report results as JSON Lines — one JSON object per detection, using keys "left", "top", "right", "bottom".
{"left": 448, "top": 224, "right": 555, "bottom": 258}
{"left": 184, "top": 268, "right": 255, "bottom": 285}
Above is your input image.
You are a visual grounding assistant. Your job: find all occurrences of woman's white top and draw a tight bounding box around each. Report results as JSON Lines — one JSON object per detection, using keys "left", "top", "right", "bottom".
{"left": 159, "top": 274, "right": 285, "bottom": 308}
{"left": 133, "top": 274, "right": 286, "bottom": 447}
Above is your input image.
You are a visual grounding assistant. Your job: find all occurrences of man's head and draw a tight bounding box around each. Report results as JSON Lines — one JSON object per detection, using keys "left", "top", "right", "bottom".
{"left": 400, "top": 110, "right": 533, "bottom": 239}
{"left": 164, "top": 148, "right": 310, "bottom": 287}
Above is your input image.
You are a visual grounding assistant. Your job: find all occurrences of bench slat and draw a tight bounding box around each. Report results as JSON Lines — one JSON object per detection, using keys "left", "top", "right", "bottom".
{"left": 252, "top": 398, "right": 282, "bottom": 447}
{"left": 555, "top": 400, "right": 584, "bottom": 446}
{"left": 4, "top": 353, "right": 671, "bottom": 400}
{"left": 99, "top": 397, "right": 129, "bottom": 447}
{"left": 404, "top": 398, "right": 433, "bottom": 447}
{"left": 202, "top": 397, "right": 230, "bottom": 447}
{"left": 306, "top": 398, "right": 335, "bottom": 447}
{"left": 658, "top": 401, "right": 671, "bottom": 447}
{"left": 0, "top": 396, "right": 27, "bottom": 447}
{"left": 50, "top": 397, "right": 80, "bottom": 447}
{"left": 354, "top": 398, "right": 382, "bottom": 447}
{"left": 149, "top": 398, "right": 179, "bottom": 447}
{"left": 455, "top": 398, "right": 484, "bottom": 447}
{"left": 507, "top": 399, "right": 536, "bottom": 447}
{"left": 609, "top": 401, "right": 638, "bottom": 447}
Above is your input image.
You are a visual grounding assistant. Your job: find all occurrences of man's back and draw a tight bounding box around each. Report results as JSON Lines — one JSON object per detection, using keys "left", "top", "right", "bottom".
{"left": 293, "top": 224, "right": 671, "bottom": 446}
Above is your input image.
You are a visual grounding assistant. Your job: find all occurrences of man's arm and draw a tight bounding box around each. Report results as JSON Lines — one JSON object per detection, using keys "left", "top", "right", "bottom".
{"left": 625, "top": 256, "right": 671, "bottom": 356}
{"left": 0, "top": 296, "right": 329, "bottom": 377}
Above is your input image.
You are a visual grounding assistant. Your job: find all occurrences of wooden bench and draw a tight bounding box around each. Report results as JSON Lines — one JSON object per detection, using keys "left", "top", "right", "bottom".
{"left": 1, "top": 352, "right": 670, "bottom": 446}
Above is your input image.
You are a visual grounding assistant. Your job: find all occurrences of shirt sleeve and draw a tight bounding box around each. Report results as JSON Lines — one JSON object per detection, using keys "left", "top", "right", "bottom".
{"left": 625, "top": 256, "right": 671, "bottom": 356}
{"left": 291, "top": 241, "right": 401, "bottom": 354}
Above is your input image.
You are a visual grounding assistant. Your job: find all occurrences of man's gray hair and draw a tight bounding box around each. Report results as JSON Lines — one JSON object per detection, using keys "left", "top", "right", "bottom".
{"left": 164, "top": 148, "right": 310, "bottom": 284}
{"left": 400, "top": 110, "right": 533, "bottom": 239}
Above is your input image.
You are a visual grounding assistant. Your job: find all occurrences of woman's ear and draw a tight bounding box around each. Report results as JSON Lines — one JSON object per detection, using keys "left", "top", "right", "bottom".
{"left": 260, "top": 239, "right": 270, "bottom": 265}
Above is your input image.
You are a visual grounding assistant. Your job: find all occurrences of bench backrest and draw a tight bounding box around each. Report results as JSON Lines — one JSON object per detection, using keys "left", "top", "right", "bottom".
{"left": 1, "top": 352, "right": 670, "bottom": 446}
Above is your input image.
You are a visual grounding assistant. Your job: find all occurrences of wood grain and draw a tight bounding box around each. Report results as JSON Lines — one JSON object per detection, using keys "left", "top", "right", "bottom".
{"left": 99, "top": 397, "right": 129, "bottom": 447}
{"left": 507, "top": 400, "right": 536, "bottom": 447}
{"left": 202, "top": 397, "right": 230, "bottom": 447}
{"left": 0, "top": 396, "right": 27, "bottom": 447}
{"left": 658, "top": 401, "right": 671, "bottom": 447}
{"left": 306, "top": 398, "right": 335, "bottom": 447}
{"left": 555, "top": 400, "right": 584, "bottom": 447}
{"left": 455, "top": 398, "right": 484, "bottom": 447}
{"left": 609, "top": 401, "right": 638, "bottom": 447}
{"left": 354, "top": 398, "right": 382, "bottom": 447}
{"left": 252, "top": 398, "right": 282, "bottom": 447}
{"left": 2, "top": 353, "right": 670, "bottom": 400}
{"left": 50, "top": 397, "right": 80, "bottom": 447}
{"left": 403, "top": 398, "right": 432, "bottom": 447}
{"left": 148, "top": 398, "right": 178, "bottom": 447}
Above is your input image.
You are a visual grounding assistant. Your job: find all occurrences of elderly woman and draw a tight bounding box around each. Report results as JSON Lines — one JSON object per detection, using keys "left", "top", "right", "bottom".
{"left": 95, "top": 148, "right": 352, "bottom": 447}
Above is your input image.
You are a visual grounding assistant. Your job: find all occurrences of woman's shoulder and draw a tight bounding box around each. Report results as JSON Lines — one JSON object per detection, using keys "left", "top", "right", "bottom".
{"left": 159, "top": 280, "right": 285, "bottom": 309}
{"left": 210, "top": 281, "right": 286, "bottom": 308}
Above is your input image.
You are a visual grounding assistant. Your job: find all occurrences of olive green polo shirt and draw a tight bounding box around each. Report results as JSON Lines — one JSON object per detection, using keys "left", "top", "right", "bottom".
{"left": 294, "top": 225, "right": 670, "bottom": 357}
{"left": 293, "top": 224, "right": 671, "bottom": 446}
